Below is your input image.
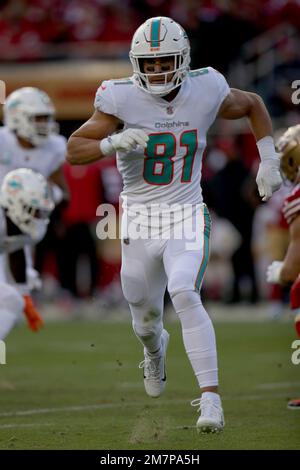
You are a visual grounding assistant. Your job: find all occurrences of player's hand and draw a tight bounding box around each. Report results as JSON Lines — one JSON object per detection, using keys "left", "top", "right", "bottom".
{"left": 23, "top": 295, "right": 44, "bottom": 332}
{"left": 26, "top": 267, "right": 42, "bottom": 291}
{"left": 100, "top": 129, "right": 149, "bottom": 155}
{"left": 266, "top": 260, "right": 284, "bottom": 284}
{"left": 256, "top": 160, "right": 282, "bottom": 202}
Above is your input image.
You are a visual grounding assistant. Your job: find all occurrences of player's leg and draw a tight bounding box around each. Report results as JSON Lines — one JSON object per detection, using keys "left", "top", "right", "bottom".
{"left": 0, "top": 283, "right": 25, "bottom": 340}
{"left": 121, "top": 237, "right": 169, "bottom": 397}
{"left": 163, "top": 204, "right": 224, "bottom": 432}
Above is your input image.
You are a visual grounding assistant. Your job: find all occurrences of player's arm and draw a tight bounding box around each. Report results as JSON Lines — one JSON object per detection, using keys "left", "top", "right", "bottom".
{"left": 280, "top": 216, "right": 300, "bottom": 284}
{"left": 67, "top": 110, "right": 149, "bottom": 166}
{"left": 49, "top": 165, "right": 69, "bottom": 200}
{"left": 218, "top": 88, "right": 282, "bottom": 201}
{"left": 49, "top": 166, "right": 69, "bottom": 202}
{"left": 67, "top": 110, "right": 120, "bottom": 165}
{"left": 267, "top": 215, "right": 300, "bottom": 285}
{"left": 0, "top": 234, "right": 32, "bottom": 253}
{"left": 218, "top": 88, "right": 273, "bottom": 139}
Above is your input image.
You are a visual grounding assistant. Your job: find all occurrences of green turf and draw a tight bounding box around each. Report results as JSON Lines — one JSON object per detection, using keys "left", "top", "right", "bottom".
{"left": 0, "top": 319, "right": 299, "bottom": 450}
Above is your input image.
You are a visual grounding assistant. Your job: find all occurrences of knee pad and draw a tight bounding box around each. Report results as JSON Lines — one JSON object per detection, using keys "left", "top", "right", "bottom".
{"left": 168, "top": 270, "right": 194, "bottom": 299}
{"left": 171, "top": 290, "right": 203, "bottom": 315}
{"left": 171, "top": 290, "right": 212, "bottom": 331}
{"left": 121, "top": 273, "right": 147, "bottom": 306}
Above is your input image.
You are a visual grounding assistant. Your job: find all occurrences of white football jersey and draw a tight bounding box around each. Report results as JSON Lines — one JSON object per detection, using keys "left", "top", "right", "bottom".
{"left": 0, "top": 126, "right": 66, "bottom": 184}
{"left": 94, "top": 67, "right": 230, "bottom": 209}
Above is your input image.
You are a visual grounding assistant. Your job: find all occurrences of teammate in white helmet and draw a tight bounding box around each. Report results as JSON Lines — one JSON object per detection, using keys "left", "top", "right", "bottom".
{"left": 0, "top": 168, "right": 54, "bottom": 340}
{"left": 67, "top": 17, "right": 282, "bottom": 433}
{"left": 2, "top": 87, "right": 68, "bottom": 198}
{"left": 1, "top": 87, "right": 69, "bottom": 289}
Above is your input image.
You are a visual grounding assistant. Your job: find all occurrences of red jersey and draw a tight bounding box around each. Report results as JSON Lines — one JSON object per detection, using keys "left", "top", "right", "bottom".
{"left": 62, "top": 162, "right": 103, "bottom": 225}
{"left": 282, "top": 184, "right": 300, "bottom": 226}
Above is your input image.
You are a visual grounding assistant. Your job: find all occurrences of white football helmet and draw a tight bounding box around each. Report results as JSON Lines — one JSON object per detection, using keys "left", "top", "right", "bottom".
{"left": 0, "top": 169, "right": 54, "bottom": 241}
{"left": 129, "top": 16, "right": 190, "bottom": 96}
{"left": 3, "top": 87, "right": 56, "bottom": 147}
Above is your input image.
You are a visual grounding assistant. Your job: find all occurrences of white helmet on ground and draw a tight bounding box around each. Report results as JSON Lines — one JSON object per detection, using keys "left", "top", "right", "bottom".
{"left": 0, "top": 169, "right": 54, "bottom": 241}
{"left": 129, "top": 16, "right": 190, "bottom": 96}
{"left": 3, "top": 87, "right": 56, "bottom": 146}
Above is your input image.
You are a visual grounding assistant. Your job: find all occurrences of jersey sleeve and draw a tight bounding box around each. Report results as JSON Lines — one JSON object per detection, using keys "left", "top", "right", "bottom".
{"left": 48, "top": 134, "right": 67, "bottom": 175}
{"left": 282, "top": 185, "right": 300, "bottom": 225}
{"left": 209, "top": 67, "right": 231, "bottom": 113}
{"left": 0, "top": 127, "right": 15, "bottom": 184}
{"left": 94, "top": 80, "right": 118, "bottom": 117}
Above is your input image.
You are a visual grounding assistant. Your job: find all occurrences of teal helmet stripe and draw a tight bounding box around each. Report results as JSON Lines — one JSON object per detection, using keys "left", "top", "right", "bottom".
{"left": 150, "top": 18, "right": 161, "bottom": 48}
{"left": 195, "top": 205, "right": 211, "bottom": 291}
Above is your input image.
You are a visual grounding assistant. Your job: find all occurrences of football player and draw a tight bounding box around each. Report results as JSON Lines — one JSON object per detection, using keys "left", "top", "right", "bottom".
{"left": 67, "top": 17, "right": 282, "bottom": 432}
{"left": 267, "top": 124, "right": 300, "bottom": 410}
{"left": 1, "top": 87, "right": 69, "bottom": 289}
{"left": 0, "top": 168, "right": 54, "bottom": 340}
{"left": 2, "top": 86, "right": 68, "bottom": 201}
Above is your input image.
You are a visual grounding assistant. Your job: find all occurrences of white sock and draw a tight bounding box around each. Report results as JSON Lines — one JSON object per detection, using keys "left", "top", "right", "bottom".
{"left": 172, "top": 291, "right": 219, "bottom": 388}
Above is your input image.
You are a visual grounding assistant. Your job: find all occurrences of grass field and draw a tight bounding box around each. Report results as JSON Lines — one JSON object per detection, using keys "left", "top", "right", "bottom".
{"left": 0, "top": 318, "right": 299, "bottom": 450}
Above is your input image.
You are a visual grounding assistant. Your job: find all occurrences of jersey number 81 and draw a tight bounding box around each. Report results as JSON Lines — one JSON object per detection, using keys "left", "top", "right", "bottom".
{"left": 143, "top": 130, "right": 198, "bottom": 186}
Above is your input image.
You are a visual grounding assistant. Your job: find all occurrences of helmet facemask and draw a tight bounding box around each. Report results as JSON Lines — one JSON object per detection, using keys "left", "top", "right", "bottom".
{"left": 0, "top": 169, "right": 55, "bottom": 242}
{"left": 16, "top": 112, "right": 56, "bottom": 147}
{"left": 9, "top": 202, "right": 52, "bottom": 241}
{"left": 130, "top": 50, "right": 190, "bottom": 96}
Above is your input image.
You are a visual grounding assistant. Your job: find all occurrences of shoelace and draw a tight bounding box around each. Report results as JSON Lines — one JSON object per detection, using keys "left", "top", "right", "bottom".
{"left": 191, "top": 397, "right": 221, "bottom": 419}
{"left": 139, "top": 356, "right": 161, "bottom": 379}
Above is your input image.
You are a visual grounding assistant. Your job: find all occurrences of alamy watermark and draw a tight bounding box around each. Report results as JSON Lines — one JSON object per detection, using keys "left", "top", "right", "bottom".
{"left": 0, "top": 80, "right": 5, "bottom": 105}
{"left": 95, "top": 199, "right": 207, "bottom": 250}
{"left": 0, "top": 340, "right": 6, "bottom": 365}
{"left": 291, "top": 340, "right": 300, "bottom": 365}
{"left": 291, "top": 80, "right": 300, "bottom": 105}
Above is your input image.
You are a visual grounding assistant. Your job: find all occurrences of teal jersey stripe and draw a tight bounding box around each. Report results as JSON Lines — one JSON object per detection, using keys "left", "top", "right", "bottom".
{"left": 195, "top": 205, "right": 211, "bottom": 291}
{"left": 151, "top": 19, "right": 160, "bottom": 48}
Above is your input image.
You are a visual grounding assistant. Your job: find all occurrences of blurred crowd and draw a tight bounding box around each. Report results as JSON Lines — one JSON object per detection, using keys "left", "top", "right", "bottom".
{"left": 0, "top": 0, "right": 300, "bottom": 63}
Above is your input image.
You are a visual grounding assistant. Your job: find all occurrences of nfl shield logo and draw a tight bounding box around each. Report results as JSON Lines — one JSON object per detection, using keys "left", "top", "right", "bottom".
{"left": 166, "top": 106, "right": 173, "bottom": 115}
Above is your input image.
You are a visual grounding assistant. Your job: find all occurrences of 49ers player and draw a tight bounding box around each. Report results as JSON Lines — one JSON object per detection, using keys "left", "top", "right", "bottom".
{"left": 267, "top": 124, "right": 300, "bottom": 409}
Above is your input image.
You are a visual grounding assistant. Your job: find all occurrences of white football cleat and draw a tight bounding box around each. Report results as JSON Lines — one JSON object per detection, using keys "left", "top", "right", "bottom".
{"left": 139, "top": 329, "right": 169, "bottom": 398}
{"left": 191, "top": 394, "right": 225, "bottom": 433}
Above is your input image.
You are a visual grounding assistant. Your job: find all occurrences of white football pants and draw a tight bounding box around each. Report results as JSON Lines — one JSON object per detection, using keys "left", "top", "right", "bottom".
{"left": 121, "top": 203, "right": 219, "bottom": 389}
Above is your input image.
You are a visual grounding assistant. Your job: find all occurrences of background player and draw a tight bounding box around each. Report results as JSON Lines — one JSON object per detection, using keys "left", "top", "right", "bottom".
{"left": 267, "top": 124, "right": 300, "bottom": 410}
{"left": 1, "top": 87, "right": 69, "bottom": 289}
{"left": 2, "top": 86, "right": 68, "bottom": 201}
{"left": 67, "top": 16, "right": 282, "bottom": 432}
{"left": 0, "top": 168, "right": 54, "bottom": 340}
